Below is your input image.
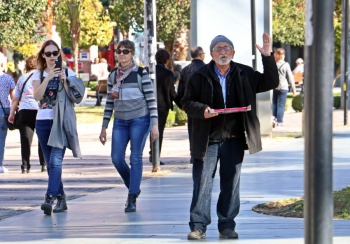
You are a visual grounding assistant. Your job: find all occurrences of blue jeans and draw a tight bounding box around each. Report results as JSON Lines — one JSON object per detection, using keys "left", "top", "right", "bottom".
{"left": 36, "top": 120, "right": 66, "bottom": 197}
{"left": 111, "top": 114, "right": 151, "bottom": 195}
{"left": 0, "top": 108, "right": 9, "bottom": 167}
{"left": 272, "top": 89, "right": 288, "bottom": 123}
{"left": 189, "top": 138, "right": 245, "bottom": 233}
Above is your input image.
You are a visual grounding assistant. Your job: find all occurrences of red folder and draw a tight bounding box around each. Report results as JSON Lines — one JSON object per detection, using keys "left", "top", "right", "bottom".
{"left": 209, "top": 105, "right": 251, "bottom": 114}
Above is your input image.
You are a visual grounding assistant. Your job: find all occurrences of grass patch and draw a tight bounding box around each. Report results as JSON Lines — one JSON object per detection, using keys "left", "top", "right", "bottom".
{"left": 252, "top": 185, "right": 350, "bottom": 219}
{"left": 75, "top": 106, "right": 106, "bottom": 124}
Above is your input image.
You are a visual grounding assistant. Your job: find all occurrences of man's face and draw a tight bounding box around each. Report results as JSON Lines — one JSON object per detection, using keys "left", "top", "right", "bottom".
{"left": 210, "top": 42, "right": 235, "bottom": 66}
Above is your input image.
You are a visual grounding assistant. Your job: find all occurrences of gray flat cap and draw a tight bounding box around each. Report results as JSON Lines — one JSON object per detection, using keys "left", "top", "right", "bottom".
{"left": 210, "top": 35, "right": 234, "bottom": 52}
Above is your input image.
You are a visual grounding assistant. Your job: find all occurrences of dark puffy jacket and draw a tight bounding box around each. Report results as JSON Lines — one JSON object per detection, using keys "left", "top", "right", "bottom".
{"left": 181, "top": 55, "right": 279, "bottom": 159}
{"left": 177, "top": 59, "right": 205, "bottom": 108}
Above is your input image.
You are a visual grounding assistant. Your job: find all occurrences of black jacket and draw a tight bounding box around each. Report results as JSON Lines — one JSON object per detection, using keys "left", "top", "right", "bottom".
{"left": 156, "top": 64, "right": 180, "bottom": 110}
{"left": 181, "top": 55, "right": 279, "bottom": 159}
{"left": 177, "top": 59, "right": 206, "bottom": 107}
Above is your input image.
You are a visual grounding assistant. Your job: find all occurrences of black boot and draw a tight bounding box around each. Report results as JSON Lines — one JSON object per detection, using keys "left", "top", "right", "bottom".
{"left": 41, "top": 195, "right": 55, "bottom": 215}
{"left": 53, "top": 194, "right": 67, "bottom": 213}
{"left": 125, "top": 194, "right": 137, "bottom": 212}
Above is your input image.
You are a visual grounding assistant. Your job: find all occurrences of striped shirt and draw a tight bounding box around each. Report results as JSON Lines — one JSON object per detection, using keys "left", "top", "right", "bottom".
{"left": 102, "top": 66, "right": 158, "bottom": 128}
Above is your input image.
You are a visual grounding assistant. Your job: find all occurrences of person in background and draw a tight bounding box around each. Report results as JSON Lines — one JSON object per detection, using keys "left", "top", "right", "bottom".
{"left": 0, "top": 52, "right": 15, "bottom": 173}
{"left": 62, "top": 47, "right": 74, "bottom": 70}
{"left": 149, "top": 49, "right": 181, "bottom": 165}
{"left": 8, "top": 55, "right": 46, "bottom": 173}
{"left": 94, "top": 58, "right": 110, "bottom": 106}
{"left": 99, "top": 40, "right": 159, "bottom": 212}
{"left": 292, "top": 58, "right": 304, "bottom": 74}
{"left": 173, "top": 64, "right": 182, "bottom": 92}
{"left": 177, "top": 46, "right": 206, "bottom": 164}
{"left": 33, "top": 40, "right": 83, "bottom": 215}
{"left": 181, "top": 34, "right": 278, "bottom": 240}
{"left": 273, "top": 48, "right": 296, "bottom": 128}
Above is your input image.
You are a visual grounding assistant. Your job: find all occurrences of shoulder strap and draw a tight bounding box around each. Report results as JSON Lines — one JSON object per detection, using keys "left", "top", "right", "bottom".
{"left": 18, "top": 73, "right": 34, "bottom": 102}
{"left": 278, "top": 62, "right": 286, "bottom": 71}
{"left": 137, "top": 66, "right": 144, "bottom": 92}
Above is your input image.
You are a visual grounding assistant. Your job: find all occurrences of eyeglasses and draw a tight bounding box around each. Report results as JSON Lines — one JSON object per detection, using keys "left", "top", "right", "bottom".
{"left": 116, "top": 49, "right": 132, "bottom": 55}
{"left": 212, "top": 46, "right": 233, "bottom": 53}
{"left": 199, "top": 53, "right": 205, "bottom": 55}
{"left": 43, "top": 51, "right": 60, "bottom": 57}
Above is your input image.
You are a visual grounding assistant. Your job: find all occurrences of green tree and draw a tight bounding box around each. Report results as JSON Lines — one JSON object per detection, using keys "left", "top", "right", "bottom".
{"left": 0, "top": 0, "right": 48, "bottom": 47}
{"left": 55, "top": 0, "right": 114, "bottom": 48}
{"left": 272, "top": 0, "right": 305, "bottom": 46}
{"left": 107, "top": 0, "right": 190, "bottom": 57}
{"left": 54, "top": 0, "right": 114, "bottom": 72}
{"left": 273, "top": 0, "right": 342, "bottom": 66}
{"left": 108, "top": 0, "right": 144, "bottom": 39}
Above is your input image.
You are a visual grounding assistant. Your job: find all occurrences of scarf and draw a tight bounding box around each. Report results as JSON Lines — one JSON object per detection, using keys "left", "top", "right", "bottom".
{"left": 112, "top": 60, "right": 136, "bottom": 92}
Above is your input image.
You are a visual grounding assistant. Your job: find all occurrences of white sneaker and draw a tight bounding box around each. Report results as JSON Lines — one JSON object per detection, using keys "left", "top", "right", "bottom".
{"left": 0, "top": 166, "right": 9, "bottom": 173}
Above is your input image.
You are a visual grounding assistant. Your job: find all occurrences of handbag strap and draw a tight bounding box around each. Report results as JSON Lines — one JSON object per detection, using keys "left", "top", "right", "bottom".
{"left": 18, "top": 73, "right": 34, "bottom": 102}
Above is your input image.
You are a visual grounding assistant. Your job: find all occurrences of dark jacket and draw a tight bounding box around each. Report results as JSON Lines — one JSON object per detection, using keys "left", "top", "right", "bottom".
{"left": 156, "top": 64, "right": 180, "bottom": 110}
{"left": 181, "top": 55, "right": 279, "bottom": 159}
{"left": 177, "top": 59, "right": 206, "bottom": 107}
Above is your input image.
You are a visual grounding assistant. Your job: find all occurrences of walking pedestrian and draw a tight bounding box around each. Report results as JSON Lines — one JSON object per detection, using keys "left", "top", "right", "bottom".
{"left": 99, "top": 40, "right": 159, "bottom": 212}
{"left": 8, "top": 55, "right": 46, "bottom": 173}
{"left": 181, "top": 33, "right": 278, "bottom": 240}
{"left": 273, "top": 48, "right": 296, "bottom": 128}
{"left": 177, "top": 46, "right": 206, "bottom": 163}
{"left": 149, "top": 49, "right": 180, "bottom": 165}
{"left": 32, "top": 40, "right": 85, "bottom": 215}
{"left": 0, "top": 52, "right": 15, "bottom": 173}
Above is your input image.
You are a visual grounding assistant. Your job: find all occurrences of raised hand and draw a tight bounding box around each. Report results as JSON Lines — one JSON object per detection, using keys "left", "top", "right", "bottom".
{"left": 255, "top": 32, "right": 272, "bottom": 57}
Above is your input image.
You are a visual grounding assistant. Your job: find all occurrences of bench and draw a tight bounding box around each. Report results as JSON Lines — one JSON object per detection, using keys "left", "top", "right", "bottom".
{"left": 293, "top": 72, "right": 303, "bottom": 88}
{"left": 96, "top": 79, "right": 108, "bottom": 105}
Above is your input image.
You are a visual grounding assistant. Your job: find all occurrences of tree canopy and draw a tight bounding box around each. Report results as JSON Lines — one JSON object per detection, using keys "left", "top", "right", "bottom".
{"left": 0, "top": 0, "right": 48, "bottom": 47}
{"left": 54, "top": 0, "right": 114, "bottom": 49}
{"left": 273, "top": 0, "right": 342, "bottom": 65}
{"left": 107, "top": 0, "right": 190, "bottom": 42}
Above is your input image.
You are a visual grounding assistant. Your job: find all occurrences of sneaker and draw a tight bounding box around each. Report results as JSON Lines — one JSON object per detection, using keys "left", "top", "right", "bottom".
{"left": 0, "top": 166, "right": 9, "bottom": 173}
{"left": 219, "top": 228, "right": 238, "bottom": 239}
{"left": 187, "top": 229, "right": 206, "bottom": 240}
{"left": 275, "top": 123, "right": 285, "bottom": 130}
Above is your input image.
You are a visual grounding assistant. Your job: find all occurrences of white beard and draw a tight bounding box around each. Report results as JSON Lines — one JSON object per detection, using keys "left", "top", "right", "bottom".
{"left": 214, "top": 54, "right": 233, "bottom": 65}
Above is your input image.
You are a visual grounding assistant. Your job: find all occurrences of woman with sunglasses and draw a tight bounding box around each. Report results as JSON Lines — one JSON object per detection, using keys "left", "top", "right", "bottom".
{"left": 32, "top": 40, "right": 81, "bottom": 215}
{"left": 99, "top": 40, "right": 159, "bottom": 212}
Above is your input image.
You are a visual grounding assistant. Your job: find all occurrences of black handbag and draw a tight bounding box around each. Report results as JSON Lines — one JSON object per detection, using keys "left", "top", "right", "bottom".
{"left": 0, "top": 73, "right": 33, "bottom": 130}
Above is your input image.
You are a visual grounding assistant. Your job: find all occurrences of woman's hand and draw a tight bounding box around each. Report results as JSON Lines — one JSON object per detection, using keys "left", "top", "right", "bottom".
{"left": 255, "top": 32, "right": 272, "bottom": 57}
{"left": 8, "top": 114, "right": 14, "bottom": 124}
{"left": 46, "top": 66, "right": 62, "bottom": 81}
{"left": 151, "top": 125, "right": 159, "bottom": 142}
{"left": 99, "top": 127, "right": 107, "bottom": 145}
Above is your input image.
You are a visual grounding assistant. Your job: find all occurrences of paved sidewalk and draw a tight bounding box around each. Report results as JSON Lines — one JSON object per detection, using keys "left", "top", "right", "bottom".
{"left": 0, "top": 109, "right": 350, "bottom": 243}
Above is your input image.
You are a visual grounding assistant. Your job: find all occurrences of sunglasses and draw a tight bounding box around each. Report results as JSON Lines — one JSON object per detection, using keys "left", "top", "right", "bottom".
{"left": 43, "top": 51, "right": 60, "bottom": 57}
{"left": 116, "top": 49, "right": 132, "bottom": 55}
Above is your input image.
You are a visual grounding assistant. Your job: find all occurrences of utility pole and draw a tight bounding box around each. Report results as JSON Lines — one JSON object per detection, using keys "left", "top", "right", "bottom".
{"left": 304, "top": 0, "right": 334, "bottom": 243}
{"left": 250, "top": 0, "right": 257, "bottom": 70}
{"left": 341, "top": 0, "right": 349, "bottom": 125}
{"left": 144, "top": 0, "right": 159, "bottom": 172}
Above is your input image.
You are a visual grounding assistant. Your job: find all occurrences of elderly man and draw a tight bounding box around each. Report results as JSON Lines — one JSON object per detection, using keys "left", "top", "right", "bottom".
{"left": 177, "top": 46, "right": 206, "bottom": 163}
{"left": 181, "top": 33, "right": 278, "bottom": 240}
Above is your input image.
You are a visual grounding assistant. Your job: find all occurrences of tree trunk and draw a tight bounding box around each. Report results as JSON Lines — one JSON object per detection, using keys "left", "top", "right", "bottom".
{"left": 164, "top": 40, "right": 174, "bottom": 70}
